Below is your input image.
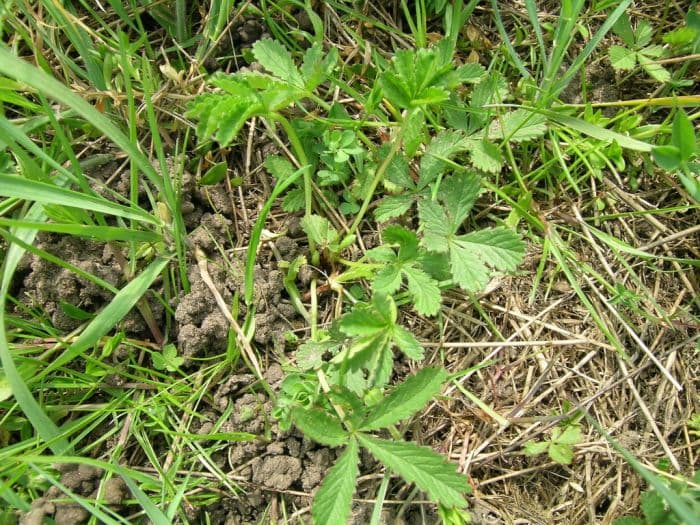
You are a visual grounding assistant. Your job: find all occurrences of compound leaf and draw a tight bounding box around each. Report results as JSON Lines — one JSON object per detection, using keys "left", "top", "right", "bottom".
{"left": 291, "top": 407, "right": 348, "bottom": 447}
{"left": 361, "top": 367, "right": 447, "bottom": 431}
{"left": 357, "top": 434, "right": 470, "bottom": 508}
{"left": 312, "top": 439, "right": 359, "bottom": 525}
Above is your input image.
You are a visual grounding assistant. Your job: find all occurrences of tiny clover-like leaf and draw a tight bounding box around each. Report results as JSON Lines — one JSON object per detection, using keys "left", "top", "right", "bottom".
{"left": 312, "top": 438, "right": 359, "bottom": 525}
{"left": 361, "top": 367, "right": 447, "bottom": 431}
{"left": 548, "top": 442, "right": 574, "bottom": 465}
{"left": 252, "top": 38, "right": 304, "bottom": 88}
{"left": 369, "top": 226, "right": 441, "bottom": 317}
{"left": 357, "top": 434, "right": 471, "bottom": 509}
{"left": 552, "top": 424, "right": 582, "bottom": 446}
{"left": 291, "top": 407, "right": 348, "bottom": 447}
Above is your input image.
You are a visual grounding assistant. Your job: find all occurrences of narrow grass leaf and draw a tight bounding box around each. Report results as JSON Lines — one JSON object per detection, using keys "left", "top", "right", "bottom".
{"left": 0, "top": 203, "right": 71, "bottom": 454}
{"left": 0, "top": 219, "right": 159, "bottom": 243}
{"left": 0, "top": 175, "right": 158, "bottom": 224}
{"left": 584, "top": 413, "right": 698, "bottom": 525}
{"left": 544, "top": 111, "right": 653, "bottom": 152}
{"left": 291, "top": 407, "right": 348, "bottom": 447}
{"left": 361, "top": 367, "right": 447, "bottom": 430}
{"left": 357, "top": 434, "right": 470, "bottom": 508}
{"left": 42, "top": 257, "right": 169, "bottom": 376}
{"left": 245, "top": 166, "right": 305, "bottom": 306}
{"left": 312, "top": 438, "right": 359, "bottom": 525}
{"left": 0, "top": 47, "right": 161, "bottom": 191}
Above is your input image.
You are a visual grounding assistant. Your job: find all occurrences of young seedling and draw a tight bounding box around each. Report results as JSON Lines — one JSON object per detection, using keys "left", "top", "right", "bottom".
{"left": 608, "top": 13, "right": 671, "bottom": 83}
{"left": 523, "top": 423, "right": 582, "bottom": 465}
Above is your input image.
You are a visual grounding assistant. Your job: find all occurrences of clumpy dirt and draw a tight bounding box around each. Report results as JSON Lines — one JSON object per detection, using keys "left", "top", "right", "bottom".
{"left": 20, "top": 464, "right": 128, "bottom": 525}
{"left": 15, "top": 233, "right": 164, "bottom": 336}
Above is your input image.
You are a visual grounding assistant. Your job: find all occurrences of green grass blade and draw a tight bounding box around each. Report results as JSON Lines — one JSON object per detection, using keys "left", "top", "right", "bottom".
{"left": 0, "top": 46, "right": 162, "bottom": 192}
{"left": 0, "top": 175, "right": 159, "bottom": 224}
{"left": 0, "top": 218, "right": 160, "bottom": 243}
{"left": 0, "top": 204, "right": 71, "bottom": 455}
{"left": 547, "top": 0, "right": 632, "bottom": 102}
{"left": 41, "top": 257, "right": 170, "bottom": 377}
{"left": 489, "top": 0, "right": 531, "bottom": 79}
{"left": 244, "top": 166, "right": 306, "bottom": 306}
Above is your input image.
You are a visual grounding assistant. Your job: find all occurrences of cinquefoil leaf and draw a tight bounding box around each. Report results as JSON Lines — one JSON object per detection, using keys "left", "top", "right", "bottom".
{"left": 357, "top": 434, "right": 471, "bottom": 508}
{"left": 361, "top": 367, "right": 447, "bottom": 430}
{"left": 488, "top": 109, "right": 547, "bottom": 143}
{"left": 252, "top": 39, "right": 304, "bottom": 87}
{"left": 292, "top": 407, "right": 348, "bottom": 447}
{"left": 312, "top": 438, "right": 359, "bottom": 525}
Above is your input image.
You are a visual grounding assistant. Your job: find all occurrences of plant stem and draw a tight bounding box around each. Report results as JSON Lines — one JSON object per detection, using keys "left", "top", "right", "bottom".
{"left": 349, "top": 110, "right": 414, "bottom": 235}
{"left": 273, "top": 114, "right": 317, "bottom": 258}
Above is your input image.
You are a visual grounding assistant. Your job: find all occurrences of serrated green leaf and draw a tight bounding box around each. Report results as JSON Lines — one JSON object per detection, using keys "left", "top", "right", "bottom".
{"left": 548, "top": 442, "right": 574, "bottom": 464}
{"left": 449, "top": 228, "right": 525, "bottom": 291}
{"left": 384, "top": 152, "right": 414, "bottom": 190}
{"left": 252, "top": 39, "right": 304, "bottom": 87}
{"left": 419, "top": 130, "right": 470, "bottom": 189}
{"left": 282, "top": 187, "right": 305, "bottom": 212}
{"left": 301, "top": 215, "right": 339, "bottom": 248}
{"left": 612, "top": 12, "right": 635, "bottom": 47}
{"left": 466, "top": 139, "right": 503, "bottom": 173}
{"left": 404, "top": 110, "right": 426, "bottom": 157}
{"left": 379, "top": 71, "right": 412, "bottom": 109}
{"left": 488, "top": 109, "right": 547, "bottom": 142}
{"left": 361, "top": 367, "right": 447, "bottom": 430}
{"left": 339, "top": 304, "right": 387, "bottom": 337}
{"left": 635, "top": 20, "right": 653, "bottom": 48}
{"left": 265, "top": 155, "right": 295, "bottom": 179}
{"left": 291, "top": 407, "right": 348, "bottom": 447}
{"left": 312, "top": 439, "right": 359, "bottom": 525}
{"left": 419, "top": 200, "right": 451, "bottom": 253}
{"left": 404, "top": 266, "right": 441, "bottom": 317}
{"left": 638, "top": 54, "right": 671, "bottom": 82}
{"left": 553, "top": 425, "right": 582, "bottom": 446}
{"left": 671, "top": 110, "right": 696, "bottom": 162}
{"left": 453, "top": 62, "right": 486, "bottom": 83}
{"left": 391, "top": 325, "right": 424, "bottom": 360}
{"left": 357, "top": 434, "right": 470, "bottom": 508}
{"left": 523, "top": 440, "right": 549, "bottom": 456}
{"left": 609, "top": 45, "right": 637, "bottom": 70}
{"left": 439, "top": 171, "right": 482, "bottom": 229}
{"left": 375, "top": 195, "right": 415, "bottom": 222}
{"left": 641, "top": 490, "right": 668, "bottom": 524}
{"left": 374, "top": 265, "right": 403, "bottom": 295}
